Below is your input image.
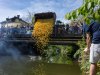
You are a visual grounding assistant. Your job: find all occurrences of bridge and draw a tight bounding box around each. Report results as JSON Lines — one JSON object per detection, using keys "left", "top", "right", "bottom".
{"left": 0, "top": 35, "right": 83, "bottom": 55}
{"left": 0, "top": 35, "right": 83, "bottom": 45}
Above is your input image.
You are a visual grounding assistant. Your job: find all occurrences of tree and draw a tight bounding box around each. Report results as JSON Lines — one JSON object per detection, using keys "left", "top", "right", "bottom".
{"left": 22, "top": 11, "right": 34, "bottom": 25}
{"left": 66, "top": 0, "right": 100, "bottom": 75}
{"left": 56, "top": 20, "right": 63, "bottom": 25}
{"left": 65, "top": 0, "right": 100, "bottom": 25}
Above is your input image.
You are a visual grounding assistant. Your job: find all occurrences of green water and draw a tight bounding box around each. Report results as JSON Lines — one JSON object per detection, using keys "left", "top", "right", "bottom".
{"left": 0, "top": 56, "right": 81, "bottom": 75}
{"left": 45, "top": 63, "right": 81, "bottom": 75}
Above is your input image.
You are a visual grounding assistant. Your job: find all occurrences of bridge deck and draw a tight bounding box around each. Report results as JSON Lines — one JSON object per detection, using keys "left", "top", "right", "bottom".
{"left": 0, "top": 36, "right": 83, "bottom": 45}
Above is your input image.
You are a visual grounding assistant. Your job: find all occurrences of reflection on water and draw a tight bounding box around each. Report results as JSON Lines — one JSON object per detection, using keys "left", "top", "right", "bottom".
{"left": 45, "top": 63, "right": 81, "bottom": 75}
{"left": 0, "top": 56, "right": 33, "bottom": 75}
{"left": 0, "top": 56, "right": 81, "bottom": 75}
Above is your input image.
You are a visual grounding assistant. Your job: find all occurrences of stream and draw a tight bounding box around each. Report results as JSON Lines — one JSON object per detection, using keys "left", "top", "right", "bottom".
{"left": 0, "top": 55, "right": 81, "bottom": 75}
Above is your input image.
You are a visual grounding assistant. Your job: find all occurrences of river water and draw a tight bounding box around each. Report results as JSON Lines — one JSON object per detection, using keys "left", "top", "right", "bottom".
{"left": 0, "top": 56, "right": 81, "bottom": 75}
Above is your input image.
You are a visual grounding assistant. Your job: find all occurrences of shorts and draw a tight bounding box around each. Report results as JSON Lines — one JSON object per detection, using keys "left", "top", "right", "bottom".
{"left": 90, "top": 44, "right": 100, "bottom": 63}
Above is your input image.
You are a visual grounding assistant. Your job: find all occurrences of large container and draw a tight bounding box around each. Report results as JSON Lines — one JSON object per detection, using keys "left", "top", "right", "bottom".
{"left": 34, "top": 12, "right": 56, "bottom": 24}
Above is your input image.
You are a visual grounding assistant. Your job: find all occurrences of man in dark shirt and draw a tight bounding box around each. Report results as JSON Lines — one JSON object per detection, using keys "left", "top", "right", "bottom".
{"left": 82, "top": 22, "right": 88, "bottom": 38}
{"left": 84, "top": 21, "right": 100, "bottom": 75}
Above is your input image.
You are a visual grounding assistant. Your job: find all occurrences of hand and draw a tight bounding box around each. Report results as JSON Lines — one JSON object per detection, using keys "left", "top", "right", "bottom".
{"left": 84, "top": 47, "right": 90, "bottom": 54}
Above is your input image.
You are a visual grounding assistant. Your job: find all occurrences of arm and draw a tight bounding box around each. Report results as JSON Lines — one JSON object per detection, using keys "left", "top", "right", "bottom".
{"left": 86, "top": 33, "right": 91, "bottom": 50}
{"left": 84, "top": 33, "right": 91, "bottom": 53}
{"left": 84, "top": 22, "right": 94, "bottom": 53}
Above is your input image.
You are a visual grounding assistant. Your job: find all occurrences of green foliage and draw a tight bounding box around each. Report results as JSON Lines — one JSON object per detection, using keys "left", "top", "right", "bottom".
{"left": 74, "top": 38, "right": 100, "bottom": 75}
{"left": 74, "top": 38, "right": 90, "bottom": 74}
{"left": 43, "top": 45, "right": 74, "bottom": 64}
{"left": 74, "top": 38, "right": 86, "bottom": 59}
{"left": 65, "top": 0, "right": 100, "bottom": 25}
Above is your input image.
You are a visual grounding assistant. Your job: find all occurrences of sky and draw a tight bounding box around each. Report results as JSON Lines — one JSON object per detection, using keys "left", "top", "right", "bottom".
{"left": 0, "top": 0, "right": 83, "bottom": 23}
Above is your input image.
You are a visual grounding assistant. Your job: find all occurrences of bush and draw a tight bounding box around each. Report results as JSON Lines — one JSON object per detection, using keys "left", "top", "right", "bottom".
{"left": 74, "top": 38, "right": 100, "bottom": 75}
{"left": 42, "top": 45, "right": 75, "bottom": 64}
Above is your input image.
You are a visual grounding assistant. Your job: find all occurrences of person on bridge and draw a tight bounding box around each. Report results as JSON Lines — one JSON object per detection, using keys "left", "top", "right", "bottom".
{"left": 84, "top": 21, "right": 100, "bottom": 75}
